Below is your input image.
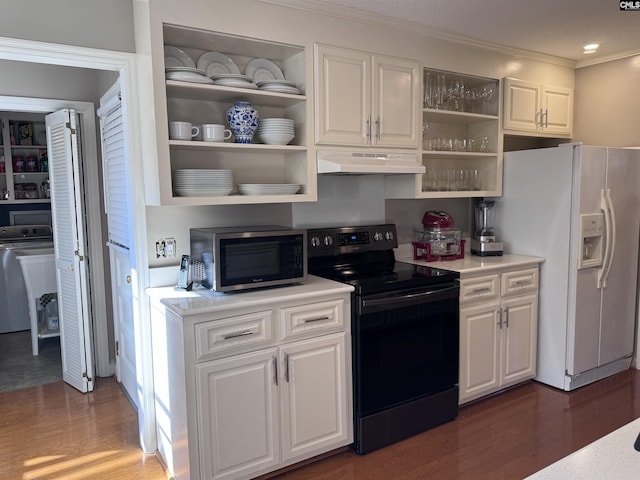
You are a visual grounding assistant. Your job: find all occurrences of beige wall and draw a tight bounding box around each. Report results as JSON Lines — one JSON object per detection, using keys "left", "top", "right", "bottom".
{"left": 0, "top": 0, "right": 135, "bottom": 53}
{"left": 573, "top": 55, "right": 640, "bottom": 147}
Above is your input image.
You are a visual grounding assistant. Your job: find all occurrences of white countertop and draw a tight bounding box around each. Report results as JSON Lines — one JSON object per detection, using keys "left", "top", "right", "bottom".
{"left": 525, "top": 417, "right": 640, "bottom": 479}
{"left": 146, "top": 274, "right": 353, "bottom": 317}
{"left": 395, "top": 244, "right": 544, "bottom": 277}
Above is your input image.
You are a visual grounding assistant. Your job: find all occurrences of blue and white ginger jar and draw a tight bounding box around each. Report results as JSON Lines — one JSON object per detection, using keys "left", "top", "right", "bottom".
{"left": 226, "top": 101, "right": 259, "bottom": 144}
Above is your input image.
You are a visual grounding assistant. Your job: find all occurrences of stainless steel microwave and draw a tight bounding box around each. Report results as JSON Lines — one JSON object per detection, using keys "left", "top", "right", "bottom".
{"left": 190, "top": 226, "right": 307, "bottom": 292}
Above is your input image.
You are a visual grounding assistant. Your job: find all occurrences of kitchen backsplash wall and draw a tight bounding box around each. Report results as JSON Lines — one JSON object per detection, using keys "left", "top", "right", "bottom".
{"left": 146, "top": 203, "right": 292, "bottom": 267}
{"left": 292, "top": 175, "right": 386, "bottom": 228}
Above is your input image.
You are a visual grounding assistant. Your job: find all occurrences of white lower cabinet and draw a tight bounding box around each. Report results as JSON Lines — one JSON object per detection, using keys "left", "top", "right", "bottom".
{"left": 197, "top": 333, "right": 348, "bottom": 480}
{"left": 196, "top": 348, "right": 279, "bottom": 480}
{"left": 149, "top": 283, "right": 352, "bottom": 480}
{"left": 459, "top": 267, "right": 539, "bottom": 404}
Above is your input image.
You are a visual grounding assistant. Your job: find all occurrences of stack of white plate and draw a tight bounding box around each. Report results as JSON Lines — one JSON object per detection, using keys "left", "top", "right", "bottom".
{"left": 211, "top": 74, "right": 257, "bottom": 89}
{"left": 256, "top": 80, "right": 301, "bottom": 95}
{"left": 165, "top": 67, "right": 213, "bottom": 84}
{"left": 173, "top": 169, "right": 233, "bottom": 197}
{"left": 256, "top": 118, "right": 295, "bottom": 145}
{"left": 238, "top": 184, "right": 301, "bottom": 195}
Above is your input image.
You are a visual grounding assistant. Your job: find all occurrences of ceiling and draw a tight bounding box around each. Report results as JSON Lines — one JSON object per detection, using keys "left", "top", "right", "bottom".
{"left": 292, "top": 0, "right": 640, "bottom": 65}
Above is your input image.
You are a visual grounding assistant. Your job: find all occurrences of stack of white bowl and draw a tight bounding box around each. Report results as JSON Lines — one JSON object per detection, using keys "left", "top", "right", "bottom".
{"left": 172, "top": 169, "right": 233, "bottom": 197}
{"left": 256, "top": 118, "right": 295, "bottom": 145}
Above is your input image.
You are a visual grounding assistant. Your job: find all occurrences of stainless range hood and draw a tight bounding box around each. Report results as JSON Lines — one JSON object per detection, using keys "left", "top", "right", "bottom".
{"left": 317, "top": 150, "right": 425, "bottom": 175}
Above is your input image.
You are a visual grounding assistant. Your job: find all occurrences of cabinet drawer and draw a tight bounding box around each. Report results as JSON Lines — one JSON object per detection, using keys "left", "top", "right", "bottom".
{"left": 459, "top": 275, "right": 500, "bottom": 305}
{"left": 501, "top": 268, "right": 539, "bottom": 297}
{"left": 280, "top": 299, "right": 345, "bottom": 341}
{"left": 194, "top": 310, "right": 274, "bottom": 361}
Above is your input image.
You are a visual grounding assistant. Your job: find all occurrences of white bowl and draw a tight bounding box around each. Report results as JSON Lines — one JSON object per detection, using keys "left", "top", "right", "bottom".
{"left": 259, "top": 133, "right": 295, "bottom": 145}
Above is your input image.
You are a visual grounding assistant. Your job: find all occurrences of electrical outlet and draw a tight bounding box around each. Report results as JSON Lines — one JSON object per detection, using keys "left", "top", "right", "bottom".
{"left": 164, "top": 238, "right": 176, "bottom": 257}
{"left": 155, "top": 238, "right": 177, "bottom": 258}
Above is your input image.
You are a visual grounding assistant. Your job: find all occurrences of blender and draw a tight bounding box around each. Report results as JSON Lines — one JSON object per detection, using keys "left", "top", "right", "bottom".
{"left": 471, "top": 199, "right": 503, "bottom": 256}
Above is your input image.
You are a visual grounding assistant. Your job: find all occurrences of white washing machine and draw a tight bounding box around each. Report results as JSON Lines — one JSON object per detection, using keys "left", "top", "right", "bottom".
{"left": 0, "top": 225, "right": 54, "bottom": 334}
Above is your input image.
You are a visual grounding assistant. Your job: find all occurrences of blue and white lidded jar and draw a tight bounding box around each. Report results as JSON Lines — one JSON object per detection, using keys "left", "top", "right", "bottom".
{"left": 226, "top": 101, "right": 260, "bottom": 144}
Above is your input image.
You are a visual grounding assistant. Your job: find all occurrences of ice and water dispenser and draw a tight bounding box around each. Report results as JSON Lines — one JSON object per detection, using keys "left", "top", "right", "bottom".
{"left": 578, "top": 213, "right": 604, "bottom": 269}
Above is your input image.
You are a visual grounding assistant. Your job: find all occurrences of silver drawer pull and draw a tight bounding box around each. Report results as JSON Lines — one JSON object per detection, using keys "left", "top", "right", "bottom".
{"left": 304, "top": 316, "right": 330, "bottom": 324}
{"left": 223, "top": 330, "right": 254, "bottom": 340}
{"left": 515, "top": 280, "right": 531, "bottom": 286}
{"left": 472, "top": 287, "right": 491, "bottom": 294}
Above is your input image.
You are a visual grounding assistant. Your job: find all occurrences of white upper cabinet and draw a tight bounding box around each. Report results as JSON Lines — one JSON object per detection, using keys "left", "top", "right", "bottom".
{"left": 314, "top": 44, "right": 420, "bottom": 148}
{"left": 145, "top": 24, "right": 315, "bottom": 206}
{"left": 503, "top": 77, "right": 573, "bottom": 137}
{"left": 386, "top": 69, "right": 502, "bottom": 199}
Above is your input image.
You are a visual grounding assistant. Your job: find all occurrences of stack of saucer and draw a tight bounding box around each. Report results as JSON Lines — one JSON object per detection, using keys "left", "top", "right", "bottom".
{"left": 256, "top": 118, "right": 295, "bottom": 145}
{"left": 172, "top": 169, "right": 233, "bottom": 197}
{"left": 256, "top": 80, "right": 301, "bottom": 95}
{"left": 210, "top": 74, "right": 257, "bottom": 89}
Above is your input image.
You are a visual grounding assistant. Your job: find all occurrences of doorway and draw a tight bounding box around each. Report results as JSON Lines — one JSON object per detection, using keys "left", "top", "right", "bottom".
{"left": 0, "top": 37, "right": 156, "bottom": 453}
{"left": 0, "top": 98, "right": 107, "bottom": 388}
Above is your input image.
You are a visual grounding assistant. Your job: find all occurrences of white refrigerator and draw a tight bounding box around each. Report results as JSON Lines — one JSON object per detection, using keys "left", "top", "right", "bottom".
{"left": 494, "top": 144, "right": 640, "bottom": 390}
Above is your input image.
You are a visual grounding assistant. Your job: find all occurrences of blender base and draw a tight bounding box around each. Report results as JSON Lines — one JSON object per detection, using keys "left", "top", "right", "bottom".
{"left": 471, "top": 239, "right": 503, "bottom": 256}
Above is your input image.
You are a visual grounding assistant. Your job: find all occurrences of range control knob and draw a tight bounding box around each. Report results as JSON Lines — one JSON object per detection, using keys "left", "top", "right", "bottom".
{"left": 385, "top": 231, "right": 394, "bottom": 241}
{"left": 373, "top": 232, "right": 383, "bottom": 241}
{"left": 323, "top": 235, "right": 333, "bottom": 247}
{"left": 310, "top": 236, "right": 321, "bottom": 247}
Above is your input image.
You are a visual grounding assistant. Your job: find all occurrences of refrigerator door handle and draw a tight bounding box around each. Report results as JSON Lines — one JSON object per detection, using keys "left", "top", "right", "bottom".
{"left": 598, "top": 188, "right": 615, "bottom": 289}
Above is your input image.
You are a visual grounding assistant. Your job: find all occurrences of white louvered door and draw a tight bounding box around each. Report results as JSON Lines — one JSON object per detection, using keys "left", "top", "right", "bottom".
{"left": 45, "top": 108, "right": 94, "bottom": 393}
{"left": 98, "top": 90, "right": 138, "bottom": 408}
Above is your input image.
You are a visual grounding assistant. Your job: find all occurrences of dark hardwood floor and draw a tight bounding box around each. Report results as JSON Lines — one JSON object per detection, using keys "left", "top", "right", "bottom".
{"left": 1, "top": 369, "right": 638, "bottom": 480}
{"left": 272, "top": 368, "right": 640, "bottom": 480}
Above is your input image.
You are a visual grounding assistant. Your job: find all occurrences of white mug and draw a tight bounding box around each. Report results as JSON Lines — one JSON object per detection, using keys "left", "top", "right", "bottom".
{"left": 200, "top": 123, "right": 232, "bottom": 142}
{"left": 169, "top": 121, "right": 199, "bottom": 141}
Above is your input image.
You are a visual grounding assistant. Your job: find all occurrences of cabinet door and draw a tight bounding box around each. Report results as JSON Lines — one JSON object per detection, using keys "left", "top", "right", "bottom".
{"left": 279, "top": 332, "right": 349, "bottom": 463}
{"left": 372, "top": 55, "right": 420, "bottom": 147}
{"left": 459, "top": 302, "right": 501, "bottom": 404}
{"left": 541, "top": 86, "right": 573, "bottom": 136}
{"left": 315, "top": 44, "right": 370, "bottom": 146}
{"left": 501, "top": 294, "right": 538, "bottom": 387}
{"left": 503, "top": 78, "right": 540, "bottom": 132}
{"left": 196, "top": 348, "right": 279, "bottom": 480}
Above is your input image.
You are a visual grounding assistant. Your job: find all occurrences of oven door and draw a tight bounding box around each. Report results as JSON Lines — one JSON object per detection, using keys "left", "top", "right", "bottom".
{"left": 354, "top": 282, "right": 459, "bottom": 417}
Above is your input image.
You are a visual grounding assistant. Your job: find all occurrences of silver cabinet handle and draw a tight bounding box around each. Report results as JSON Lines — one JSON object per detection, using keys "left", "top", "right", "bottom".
{"left": 223, "top": 330, "right": 253, "bottom": 340}
{"left": 366, "top": 115, "right": 372, "bottom": 142}
{"left": 544, "top": 109, "right": 549, "bottom": 128}
{"left": 273, "top": 356, "right": 278, "bottom": 386}
{"left": 497, "top": 309, "right": 502, "bottom": 329}
{"left": 304, "top": 316, "right": 329, "bottom": 324}
{"left": 375, "top": 116, "right": 381, "bottom": 141}
{"left": 504, "top": 308, "right": 510, "bottom": 328}
{"left": 284, "top": 353, "right": 290, "bottom": 383}
{"left": 473, "top": 287, "right": 491, "bottom": 294}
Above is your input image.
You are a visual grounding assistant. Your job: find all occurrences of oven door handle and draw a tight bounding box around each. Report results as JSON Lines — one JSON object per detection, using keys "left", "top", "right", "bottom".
{"left": 359, "top": 285, "right": 459, "bottom": 314}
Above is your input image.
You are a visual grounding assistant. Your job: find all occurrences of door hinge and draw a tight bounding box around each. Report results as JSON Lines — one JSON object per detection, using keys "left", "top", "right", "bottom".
{"left": 115, "top": 340, "right": 119, "bottom": 357}
{"left": 66, "top": 122, "right": 77, "bottom": 134}
{"left": 82, "top": 371, "right": 93, "bottom": 382}
{"left": 74, "top": 249, "right": 84, "bottom": 261}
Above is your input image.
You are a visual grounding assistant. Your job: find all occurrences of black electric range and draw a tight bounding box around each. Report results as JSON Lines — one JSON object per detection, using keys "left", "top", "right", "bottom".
{"left": 307, "top": 224, "right": 460, "bottom": 454}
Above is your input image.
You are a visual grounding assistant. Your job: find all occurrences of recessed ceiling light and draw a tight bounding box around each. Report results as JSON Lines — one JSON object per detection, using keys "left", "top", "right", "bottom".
{"left": 583, "top": 43, "right": 600, "bottom": 54}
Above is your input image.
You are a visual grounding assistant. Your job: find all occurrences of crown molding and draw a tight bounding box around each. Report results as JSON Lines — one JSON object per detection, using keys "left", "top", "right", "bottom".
{"left": 259, "top": 0, "right": 577, "bottom": 68}
{"left": 575, "top": 49, "right": 640, "bottom": 69}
